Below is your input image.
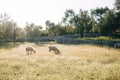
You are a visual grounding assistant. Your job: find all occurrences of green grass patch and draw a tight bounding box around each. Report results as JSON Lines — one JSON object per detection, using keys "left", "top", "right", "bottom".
{"left": 75, "top": 36, "right": 120, "bottom": 42}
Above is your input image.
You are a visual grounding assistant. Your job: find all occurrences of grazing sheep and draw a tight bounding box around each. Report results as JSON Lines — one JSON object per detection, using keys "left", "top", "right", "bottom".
{"left": 114, "top": 43, "right": 120, "bottom": 49}
{"left": 26, "top": 47, "right": 36, "bottom": 55}
{"left": 48, "top": 46, "right": 61, "bottom": 55}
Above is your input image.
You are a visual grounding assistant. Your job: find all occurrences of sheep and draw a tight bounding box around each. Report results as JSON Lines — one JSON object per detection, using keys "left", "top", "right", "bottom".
{"left": 26, "top": 47, "right": 36, "bottom": 55}
{"left": 114, "top": 43, "right": 120, "bottom": 49}
{"left": 48, "top": 46, "right": 61, "bottom": 55}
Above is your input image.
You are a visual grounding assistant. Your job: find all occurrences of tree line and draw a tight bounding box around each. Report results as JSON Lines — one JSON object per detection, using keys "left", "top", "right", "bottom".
{"left": 0, "top": 0, "right": 120, "bottom": 41}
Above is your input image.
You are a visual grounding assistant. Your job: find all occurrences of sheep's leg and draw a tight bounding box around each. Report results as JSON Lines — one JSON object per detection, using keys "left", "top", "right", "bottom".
{"left": 49, "top": 49, "right": 51, "bottom": 52}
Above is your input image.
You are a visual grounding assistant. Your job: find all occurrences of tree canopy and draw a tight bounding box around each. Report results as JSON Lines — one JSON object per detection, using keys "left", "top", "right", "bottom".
{"left": 0, "top": 0, "right": 120, "bottom": 41}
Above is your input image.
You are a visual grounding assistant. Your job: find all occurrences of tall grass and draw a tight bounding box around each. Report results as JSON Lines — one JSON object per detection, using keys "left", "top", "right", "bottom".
{"left": 0, "top": 42, "right": 120, "bottom": 80}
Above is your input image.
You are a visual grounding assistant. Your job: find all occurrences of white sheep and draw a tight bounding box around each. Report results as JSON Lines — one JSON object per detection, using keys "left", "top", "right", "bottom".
{"left": 48, "top": 46, "right": 61, "bottom": 55}
{"left": 26, "top": 47, "right": 36, "bottom": 55}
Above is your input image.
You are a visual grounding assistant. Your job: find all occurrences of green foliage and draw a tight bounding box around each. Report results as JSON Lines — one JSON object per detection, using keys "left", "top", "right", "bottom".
{"left": 76, "top": 36, "right": 120, "bottom": 42}
{"left": 0, "top": 0, "right": 120, "bottom": 40}
{"left": 45, "top": 20, "right": 75, "bottom": 36}
{"left": 25, "top": 23, "right": 43, "bottom": 37}
{"left": 90, "top": 7, "right": 120, "bottom": 36}
{"left": 62, "top": 9, "right": 92, "bottom": 38}
{"left": 114, "top": 0, "right": 120, "bottom": 33}
{"left": 0, "top": 13, "right": 24, "bottom": 41}
{"left": 62, "top": 9, "right": 75, "bottom": 25}
{"left": 101, "top": 10, "right": 115, "bottom": 35}
{"left": 91, "top": 7, "right": 109, "bottom": 20}
{"left": 115, "top": 0, "right": 120, "bottom": 11}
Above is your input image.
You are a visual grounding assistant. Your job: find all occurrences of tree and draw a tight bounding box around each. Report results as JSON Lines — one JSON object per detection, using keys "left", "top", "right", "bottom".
{"left": 91, "top": 7, "right": 109, "bottom": 21}
{"left": 15, "top": 27, "right": 25, "bottom": 39}
{"left": 114, "top": 0, "right": 120, "bottom": 33}
{"left": 25, "top": 22, "right": 43, "bottom": 38}
{"left": 62, "top": 9, "right": 75, "bottom": 25}
{"left": 64, "top": 25, "right": 75, "bottom": 34}
{"left": 62, "top": 9, "right": 92, "bottom": 38}
{"left": 115, "top": 0, "right": 120, "bottom": 11}
{"left": 0, "top": 13, "right": 18, "bottom": 41}
{"left": 45, "top": 20, "right": 56, "bottom": 36}
{"left": 101, "top": 10, "right": 115, "bottom": 35}
{"left": 115, "top": 0, "right": 120, "bottom": 29}
{"left": 0, "top": 13, "right": 10, "bottom": 23}
{"left": 91, "top": 7, "right": 112, "bottom": 35}
{"left": 92, "top": 21, "right": 101, "bottom": 33}
{"left": 33, "top": 25, "right": 43, "bottom": 37}
{"left": 0, "top": 13, "right": 10, "bottom": 40}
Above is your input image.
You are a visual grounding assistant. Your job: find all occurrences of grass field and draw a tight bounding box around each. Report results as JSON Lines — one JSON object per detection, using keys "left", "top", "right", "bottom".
{"left": 0, "top": 42, "right": 120, "bottom": 80}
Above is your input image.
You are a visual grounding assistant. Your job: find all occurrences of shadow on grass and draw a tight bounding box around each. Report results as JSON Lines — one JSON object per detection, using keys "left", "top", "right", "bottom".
{"left": 0, "top": 42, "right": 25, "bottom": 50}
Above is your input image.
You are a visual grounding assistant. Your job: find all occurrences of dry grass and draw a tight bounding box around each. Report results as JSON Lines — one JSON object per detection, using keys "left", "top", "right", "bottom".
{"left": 0, "top": 42, "right": 120, "bottom": 80}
